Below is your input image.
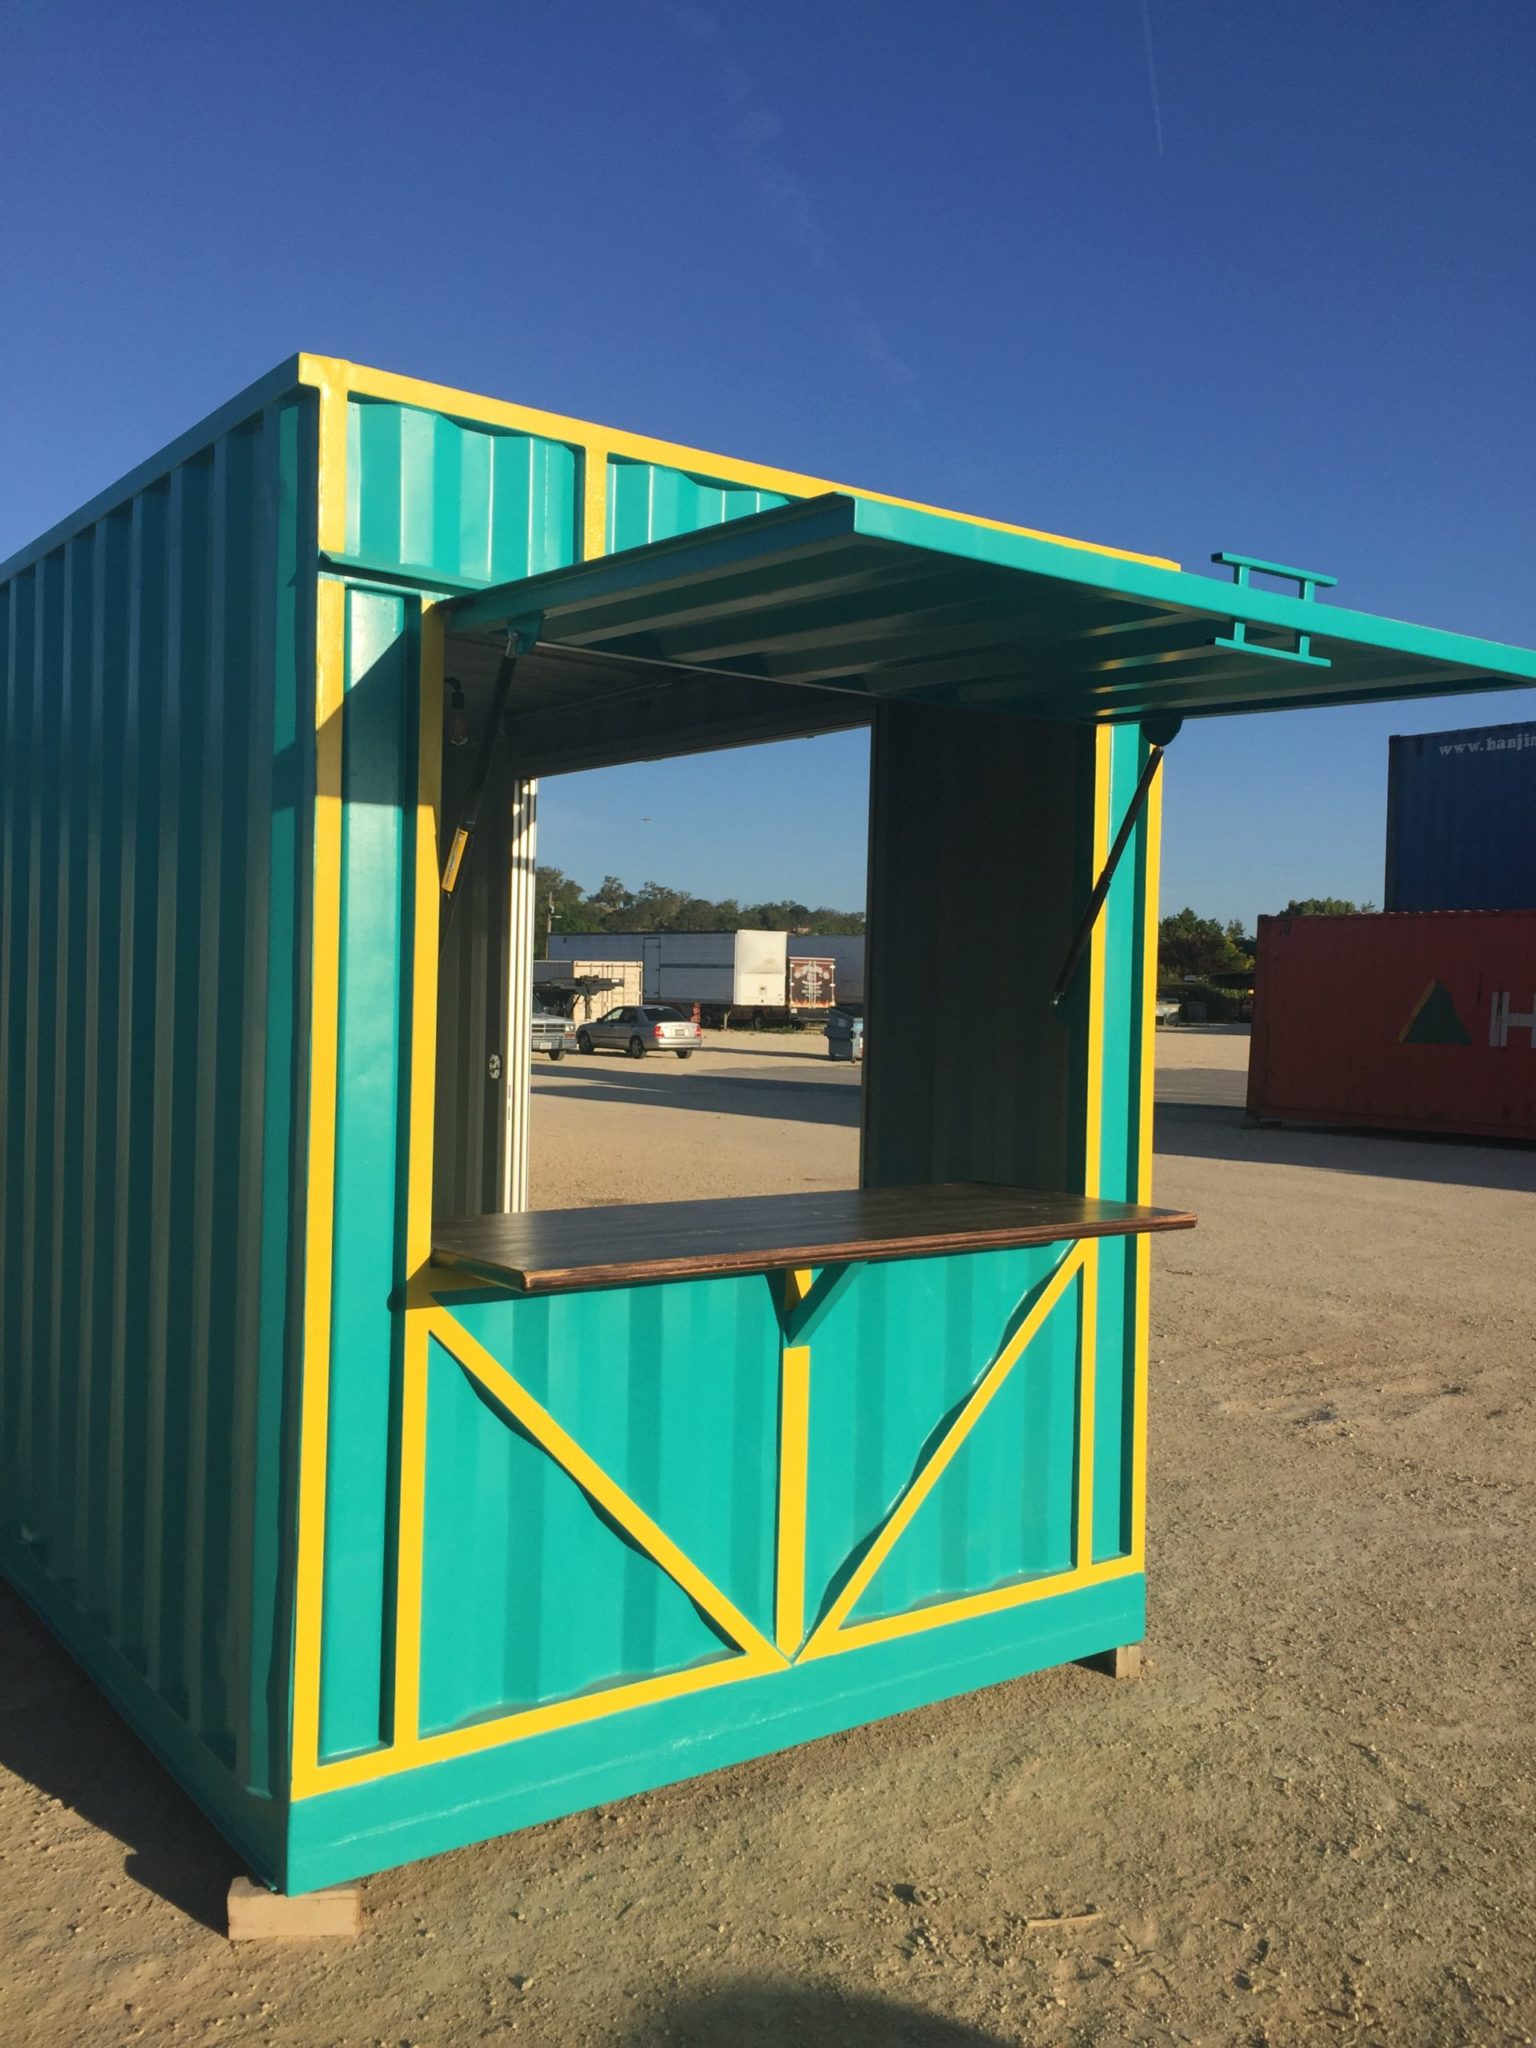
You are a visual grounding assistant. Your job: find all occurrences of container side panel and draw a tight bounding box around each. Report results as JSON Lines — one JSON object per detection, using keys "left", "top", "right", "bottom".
{"left": 428, "top": 1280, "right": 781, "bottom": 1735}
{"left": 418, "top": 1334, "right": 742, "bottom": 1736}
{"left": 290, "top": 1570, "right": 1144, "bottom": 1891}
{"left": 0, "top": 395, "right": 314, "bottom": 1812}
{"left": 606, "top": 457, "right": 787, "bottom": 551}
{"left": 1386, "top": 721, "right": 1536, "bottom": 913}
{"left": 801, "top": 1247, "right": 1079, "bottom": 1626}
{"left": 242, "top": 395, "right": 317, "bottom": 1793}
{"left": 346, "top": 399, "right": 578, "bottom": 585}
{"left": 1249, "top": 909, "right": 1536, "bottom": 1138}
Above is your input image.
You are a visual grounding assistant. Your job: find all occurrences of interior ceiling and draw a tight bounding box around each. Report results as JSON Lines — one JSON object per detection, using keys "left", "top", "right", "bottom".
{"left": 443, "top": 493, "right": 1536, "bottom": 773}
{"left": 443, "top": 634, "right": 870, "bottom": 778}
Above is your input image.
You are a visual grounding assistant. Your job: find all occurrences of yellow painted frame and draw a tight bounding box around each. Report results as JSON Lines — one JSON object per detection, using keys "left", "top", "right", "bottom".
{"left": 295, "top": 353, "right": 1179, "bottom": 574}
{"left": 287, "top": 355, "right": 1158, "bottom": 1800}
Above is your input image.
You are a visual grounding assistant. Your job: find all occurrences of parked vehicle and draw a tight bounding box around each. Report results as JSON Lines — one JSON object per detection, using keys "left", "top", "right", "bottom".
{"left": 532, "top": 957, "right": 644, "bottom": 1022}
{"left": 548, "top": 930, "right": 856, "bottom": 1021}
{"left": 788, "top": 955, "right": 836, "bottom": 1010}
{"left": 575, "top": 1004, "right": 703, "bottom": 1059}
{"left": 531, "top": 1009, "right": 571, "bottom": 1061}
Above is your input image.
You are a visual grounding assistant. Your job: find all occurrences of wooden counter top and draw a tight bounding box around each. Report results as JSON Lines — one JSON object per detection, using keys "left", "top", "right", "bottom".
{"left": 430, "top": 1182, "right": 1196, "bottom": 1296}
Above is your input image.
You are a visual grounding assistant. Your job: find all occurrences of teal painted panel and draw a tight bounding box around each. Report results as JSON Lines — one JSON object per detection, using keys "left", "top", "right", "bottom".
{"left": 850, "top": 1265, "right": 1082, "bottom": 1622}
{"left": 446, "top": 1276, "right": 781, "bottom": 1640}
{"left": 318, "top": 585, "right": 414, "bottom": 1764}
{"left": 1091, "top": 1235, "right": 1135, "bottom": 1566}
{"left": 800, "top": 1248, "right": 1077, "bottom": 1632}
{"left": 1090, "top": 723, "right": 1149, "bottom": 1565}
{"left": 287, "top": 1572, "right": 1144, "bottom": 1892}
{"left": 346, "top": 399, "right": 579, "bottom": 585}
{"left": 418, "top": 1337, "right": 736, "bottom": 1737}
{"left": 1097, "top": 725, "right": 1145, "bottom": 1204}
{"left": 0, "top": 395, "right": 314, "bottom": 1797}
{"left": 606, "top": 455, "right": 787, "bottom": 552}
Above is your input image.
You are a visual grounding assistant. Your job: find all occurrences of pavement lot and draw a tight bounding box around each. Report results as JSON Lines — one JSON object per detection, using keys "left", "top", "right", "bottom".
{"left": 3, "top": 1025, "right": 1535, "bottom": 2045}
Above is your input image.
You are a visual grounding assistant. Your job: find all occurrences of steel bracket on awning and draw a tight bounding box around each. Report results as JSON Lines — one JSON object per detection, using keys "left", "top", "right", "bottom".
{"left": 439, "top": 612, "right": 543, "bottom": 947}
{"left": 1051, "top": 717, "right": 1180, "bottom": 1010}
{"left": 1212, "top": 551, "right": 1335, "bottom": 669}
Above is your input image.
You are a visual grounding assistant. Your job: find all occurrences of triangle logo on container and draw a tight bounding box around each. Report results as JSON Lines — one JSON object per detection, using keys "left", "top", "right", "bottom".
{"left": 1398, "top": 979, "right": 1472, "bottom": 1047}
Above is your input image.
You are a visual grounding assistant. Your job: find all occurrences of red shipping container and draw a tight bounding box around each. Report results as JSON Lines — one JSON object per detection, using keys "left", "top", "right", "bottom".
{"left": 1248, "top": 910, "right": 1536, "bottom": 1140}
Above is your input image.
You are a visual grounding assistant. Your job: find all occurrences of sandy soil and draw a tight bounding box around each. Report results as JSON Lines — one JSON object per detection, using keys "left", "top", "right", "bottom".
{"left": 3, "top": 1026, "right": 1535, "bottom": 2046}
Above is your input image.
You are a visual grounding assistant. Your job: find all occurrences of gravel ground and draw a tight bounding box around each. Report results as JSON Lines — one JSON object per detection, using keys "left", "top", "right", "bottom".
{"left": 3, "top": 1025, "right": 1534, "bottom": 2046}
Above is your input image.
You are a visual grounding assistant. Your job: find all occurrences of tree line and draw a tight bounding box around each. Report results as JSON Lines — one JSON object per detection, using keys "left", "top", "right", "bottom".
{"left": 536, "top": 866, "right": 1364, "bottom": 969}
{"left": 537, "top": 867, "right": 865, "bottom": 938}
{"left": 1159, "top": 898, "right": 1373, "bottom": 981}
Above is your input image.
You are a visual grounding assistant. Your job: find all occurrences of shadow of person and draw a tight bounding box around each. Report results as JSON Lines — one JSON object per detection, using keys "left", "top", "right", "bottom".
{"left": 624, "top": 1982, "right": 1016, "bottom": 2047}
{"left": 0, "top": 1583, "right": 234, "bottom": 1933}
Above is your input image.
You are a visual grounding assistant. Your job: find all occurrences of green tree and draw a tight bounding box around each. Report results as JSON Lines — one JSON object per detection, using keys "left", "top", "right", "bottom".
{"left": 1158, "top": 907, "right": 1254, "bottom": 982}
{"left": 533, "top": 867, "right": 865, "bottom": 940}
{"left": 535, "top": 866, "right": 600, "bottom": 944}
{"left": 588, "top": 874, "right": 632, "bottom": 920}
{"left": 1278, "top": 896, "right": 1375, "bottom": 917}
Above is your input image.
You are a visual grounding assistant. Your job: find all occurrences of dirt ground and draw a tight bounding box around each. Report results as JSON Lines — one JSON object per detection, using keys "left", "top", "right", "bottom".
{"left": 4, "top": 1025, "right": 1535, "bottom": 2046}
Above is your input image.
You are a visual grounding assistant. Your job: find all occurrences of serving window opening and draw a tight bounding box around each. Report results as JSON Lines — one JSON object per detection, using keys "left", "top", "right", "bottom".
{"left": 429, "top": 636, "right": 872, "bottom": 1224}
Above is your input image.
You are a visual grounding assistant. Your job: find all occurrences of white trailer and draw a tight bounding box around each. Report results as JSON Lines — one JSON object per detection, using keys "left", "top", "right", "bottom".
{"left": 547, "top": 930, "right": 789, "bottom": 1014}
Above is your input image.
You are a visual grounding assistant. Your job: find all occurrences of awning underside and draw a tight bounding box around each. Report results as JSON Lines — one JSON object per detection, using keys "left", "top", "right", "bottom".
{"left": 447, "top": 494, "right": 1536, "bottom": 758}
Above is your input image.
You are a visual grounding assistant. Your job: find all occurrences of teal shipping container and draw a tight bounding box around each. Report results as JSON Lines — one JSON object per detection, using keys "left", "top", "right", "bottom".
{"left": 4, "top": 357, "right": 1535, "bottom": 1894}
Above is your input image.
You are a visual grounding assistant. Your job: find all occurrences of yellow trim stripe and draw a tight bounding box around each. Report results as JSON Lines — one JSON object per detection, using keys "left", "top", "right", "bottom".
{"left": 312, "top": 358, "right": 349, "bottom": 557}
{"left": 390, "top": 1340, "right": 427, "bottom": 1748}
{"left": 800, "top": 1243, "right": 1088, "bottom": 1660}
{"left": 293, "top": 1301, "right": 788, "bottom": 1797}
{"left": 1083, "top": 725, "right": 1113, "bottom": 1202}
{"left": 1130, "top": 752, "right": 1163, "bottom": 1570}
{"left": 582, "top": 440, "right": 609, "bottom": 562}
{"left": 294, "top": 354, "right": 1178, "bottom": 572}
{"left": 775, "top": 1344, "right": 812, "bottom": 1656}
{"left": 388, "top": 602, "right": 446, "bottom": 1751}
{"left": 291, "top": 575, "right": 347, "bottom": 1775}
{"left": 293, "top": 1639, "right": 782, "bottom": 1796}
{"left": 1075, "top": 1245, "right": 1098, "bottom": 1572}
{"left": 820, "top": 1555, "right": 1140, "bottom": 1657}
{"left": 1075, "top": 724, "right": 1114, "bottom": 1567}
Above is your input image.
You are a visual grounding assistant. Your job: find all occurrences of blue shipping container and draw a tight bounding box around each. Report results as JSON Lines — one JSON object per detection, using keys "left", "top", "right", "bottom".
{"left": 1385, "top": 718, "right": 1536, "bottom": 912}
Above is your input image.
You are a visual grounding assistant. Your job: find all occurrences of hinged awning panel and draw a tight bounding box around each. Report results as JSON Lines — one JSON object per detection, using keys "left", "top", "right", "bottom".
{"left": 447, "top": 494, "right": 1536, "bottom": 746}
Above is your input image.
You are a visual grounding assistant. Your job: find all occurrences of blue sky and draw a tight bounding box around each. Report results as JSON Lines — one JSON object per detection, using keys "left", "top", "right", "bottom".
{"left": 3, "top": 1, "right": 1531, "bottom": 925}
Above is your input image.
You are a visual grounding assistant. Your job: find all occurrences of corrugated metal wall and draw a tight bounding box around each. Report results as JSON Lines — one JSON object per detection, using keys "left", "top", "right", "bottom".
{"left": 1249, "top": 908, "right": 1536, "bottom": 1138}
{"left": 606, "top": 455, "right": 786, "bottom": 550}
{"left": 862, "top": 702, "right": 1089, "bottom": 1190}
{"left": 347, "top": 398, "right": 579, "bottom": 585}
{"left": 1385, "top": 720, "right": 1536, "bottom": 913}
{"left": 0, "top": 393, "right": 313, "bottom": 1794}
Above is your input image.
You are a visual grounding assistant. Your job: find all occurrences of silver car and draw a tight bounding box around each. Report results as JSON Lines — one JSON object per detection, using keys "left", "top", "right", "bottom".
{"left": 575, "top": 1004, "right": 702, "bottom": 1059}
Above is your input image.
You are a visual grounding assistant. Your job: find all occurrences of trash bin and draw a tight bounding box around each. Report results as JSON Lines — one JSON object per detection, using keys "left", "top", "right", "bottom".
{"left": 824, "top": 1007, "right": 865, "bottom": 1062}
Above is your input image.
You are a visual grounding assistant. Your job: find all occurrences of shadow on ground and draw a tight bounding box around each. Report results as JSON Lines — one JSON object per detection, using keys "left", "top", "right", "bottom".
{"left": 1155, "top": 1099, "right": 1536, "bottom": 1193}
{"left": 535, "top": 1062, "right": 861, "bottom": 1129}
{"left": 0, "top": 1583, "right": 234, "bottom": 1931}
{"left": 625, "top": 1983, "right": 1012, "bottom": 2046}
